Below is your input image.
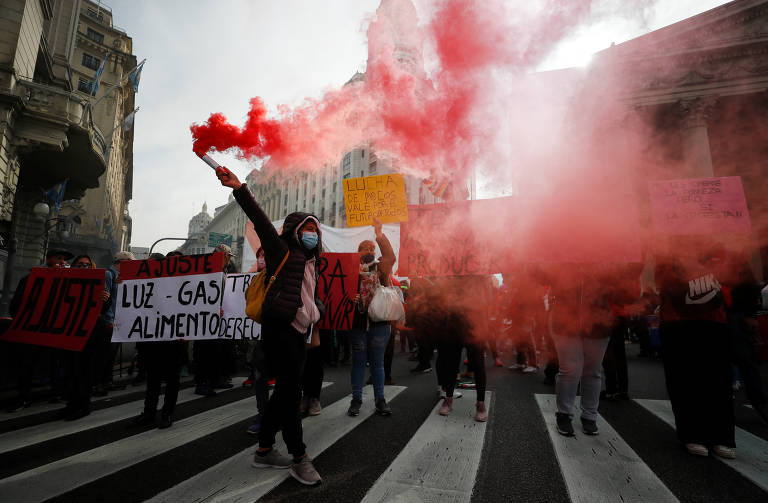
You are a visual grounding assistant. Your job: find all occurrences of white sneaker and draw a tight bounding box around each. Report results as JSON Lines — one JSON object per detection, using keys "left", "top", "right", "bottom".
{"left": 522, "top": 366, "right": 538, "bottom": 373}
{"left": 508, "top": 364, "right": 524, "bottom": 370}
{"left": 712, "top": 445, "right": 736, "bottom": 459}
{"left": 437, "top": 387, "right": 462, "bottom": 399}
{"left": 685, "top": 443, "right": 709, "bottom": 457}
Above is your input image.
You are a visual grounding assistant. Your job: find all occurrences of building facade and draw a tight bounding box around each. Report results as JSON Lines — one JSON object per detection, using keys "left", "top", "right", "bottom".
{"left": 0, "top": 0, "right": 137, "bottom": 313}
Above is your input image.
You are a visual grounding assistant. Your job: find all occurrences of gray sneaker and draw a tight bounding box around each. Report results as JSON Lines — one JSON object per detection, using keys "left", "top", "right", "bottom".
{"left": 307, "top": 398, "right": 322, "bottom": 416}
{"left": 252, "top": 448, "right": 291, "bottom": 469}
{"left": 289, "top": 456, "right": 322, "bottom": 486}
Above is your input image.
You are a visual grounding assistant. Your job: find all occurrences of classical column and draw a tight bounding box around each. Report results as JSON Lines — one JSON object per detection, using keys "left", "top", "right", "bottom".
{"left": 678, "top": 96, "right": 717, "bottom": 178}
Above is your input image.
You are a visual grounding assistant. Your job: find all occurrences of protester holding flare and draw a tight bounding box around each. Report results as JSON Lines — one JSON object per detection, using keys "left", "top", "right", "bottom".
{"left": 217, "top": 165, "right": 324, "bottom": 487}
{"left": 347, "top": 218, "right": 396, "bottom": 418}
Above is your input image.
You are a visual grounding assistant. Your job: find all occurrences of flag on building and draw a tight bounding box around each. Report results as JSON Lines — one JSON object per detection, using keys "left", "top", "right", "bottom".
{"left": 128, "top": 60, "right": 144, "bottom": 93}
{"left": 121, "top": 107, "right": 138, "bottom": 131}
{"left": 45, "top": 179, "right": 68, "bottom": 212}
{"left": 89, "top": 53, "right": 109, "bottom": 96}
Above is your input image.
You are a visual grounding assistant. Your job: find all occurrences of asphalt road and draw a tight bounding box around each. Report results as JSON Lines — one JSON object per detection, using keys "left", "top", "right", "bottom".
{"left": 0, "top": 342, "right": 766, "bottom": 503}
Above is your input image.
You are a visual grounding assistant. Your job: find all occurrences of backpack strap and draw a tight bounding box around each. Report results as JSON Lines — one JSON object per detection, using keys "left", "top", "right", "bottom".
{"left": 266, "top": 251, "right": 290, "bottom": 293}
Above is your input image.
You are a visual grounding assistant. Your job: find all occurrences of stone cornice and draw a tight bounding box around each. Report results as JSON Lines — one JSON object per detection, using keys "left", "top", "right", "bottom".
{"left": 601, "top": 1, "right": 768, "bottom": 59}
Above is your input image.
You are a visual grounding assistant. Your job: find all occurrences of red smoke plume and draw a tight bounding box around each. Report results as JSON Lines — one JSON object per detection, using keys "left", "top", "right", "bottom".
{"left": 191, "top": 0, "right": 652, "bottom": 183}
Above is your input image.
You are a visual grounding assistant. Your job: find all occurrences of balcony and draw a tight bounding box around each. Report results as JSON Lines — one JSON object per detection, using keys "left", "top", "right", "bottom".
{"left": 11, "top": 79, "right": 108, "bottom": 199}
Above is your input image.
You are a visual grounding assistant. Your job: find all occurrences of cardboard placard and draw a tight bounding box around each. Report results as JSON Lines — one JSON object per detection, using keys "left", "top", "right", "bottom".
{"left": 649, "top": 176, "right": 751, "bottom": 235}
{"left": 343, "top": 174, "right": 408, "bottom": 227}
{"left": 1, "top": 267, "right": 105, "bottom": 351}
{"left": 317, "top": 253, "right": 360, "bottom": 330}
{"left": 112, "top": 253, "right": 225, "bottom": 342}
{"left": 220, "top": 273, "right": 262, "bottom": 340}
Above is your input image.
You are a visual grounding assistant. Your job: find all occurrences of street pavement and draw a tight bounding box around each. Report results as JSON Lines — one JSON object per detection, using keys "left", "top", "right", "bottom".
{"left": 0, "top": 343, "right": 766, "bottom": 503}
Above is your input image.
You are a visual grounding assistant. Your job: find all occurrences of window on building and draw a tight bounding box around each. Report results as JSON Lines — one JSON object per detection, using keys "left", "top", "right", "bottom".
{"left": 319, "top": 208, "right": 324, "bottom": 221}
{"left": 312, "top": 195, "right": 315, "bottom": 204}
{"left": 302, "top": 199, "right": 306, "bottom": 208}
{"left": 82, "top": 53, "right": 100, "bottom": 70}
{"left": 360, "top": 170, "right": 365, "bottom": 178}
{"left": 284, "top": 195, "right": 288, "bottom": 205}
{"left": 77, "top": 78, "right": 91, "bottom": 93}
{"left": 343, "top": 152, "right": 351, "bottom": 171}
{"left": 321, "top": 189, "right": 326, "bottom": 199}
{"left": 361, "top": 149, "right": 365, "bottom": 157}
{"left": 86, "top": 8, "right": 104, "bottom": 22}
{"left": 343, "top": 173, "right": 350, "bottom": 180}
{"left": 333, "top": 182, "right": 337, "bottom": 193}
{"left": 86, "top": 28, "right": 104, "bottom": 44}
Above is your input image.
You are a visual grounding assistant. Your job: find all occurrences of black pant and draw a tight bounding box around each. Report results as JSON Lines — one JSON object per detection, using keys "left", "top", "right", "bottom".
{"left": 661, "top": 320, "right": 734, "bottom": 447}
{"left": 143, "top": 342, "right": 184, "bottom": 416}
{"left": 259, "top": 317, "right": 307, "bottom": 458}
{"left": 193, "top": 340, "right": 221, "bottom": 386}
{"left": 302, "top": 331, "right": 328, "bottom": 400}
{"left": 603, "top": 319, "right": 629, "bottom": 394}
{"left": 435, "top": 312, "right": 486, "bottom": 401}
{"left": 65, "top": 331, "right": 101, "bottom": 410}
{"left": 91, "top": 324, "right": 116, "bottom": 387}
{"left": 730, "top": 312, "right": 767, "bottom": 408}
{"left": 415, "top": 328, "right": 434, "bottom": 368}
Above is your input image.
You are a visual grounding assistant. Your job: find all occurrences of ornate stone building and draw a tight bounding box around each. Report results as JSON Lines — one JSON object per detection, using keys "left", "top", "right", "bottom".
{"left": 0, "top": 0, "right": 137, "bottom": 313}
{"left": 588, "top": 0, "right": 768, "bottom": 277}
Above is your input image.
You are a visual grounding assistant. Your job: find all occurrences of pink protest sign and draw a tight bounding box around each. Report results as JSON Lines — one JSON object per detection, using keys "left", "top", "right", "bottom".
{"left": 648, "top": 176, "right": 751, "bottom": 235}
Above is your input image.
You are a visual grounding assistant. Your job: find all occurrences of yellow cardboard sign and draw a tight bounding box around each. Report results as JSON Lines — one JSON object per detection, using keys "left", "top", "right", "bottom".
{"left": 343, "top": 174, "right": 409, "bottom": 227}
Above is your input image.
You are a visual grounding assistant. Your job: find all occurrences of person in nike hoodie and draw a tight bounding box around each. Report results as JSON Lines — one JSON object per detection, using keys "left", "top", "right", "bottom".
{"left": 655, "top": 240, "right": 735, "bottom": 460}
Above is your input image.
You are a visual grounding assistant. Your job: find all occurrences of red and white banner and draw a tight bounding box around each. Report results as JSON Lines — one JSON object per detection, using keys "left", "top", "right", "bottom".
{"left": 113, "top": 253, "right": 226, "bottom": 342}
{"left": 1, "top": 268, "right": 105, "bottom": 351}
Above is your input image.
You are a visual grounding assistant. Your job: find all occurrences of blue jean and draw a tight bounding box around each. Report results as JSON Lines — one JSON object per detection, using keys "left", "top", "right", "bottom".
{"left": 553, "top": 334, "right": 610, "bottom": 421}
{"left": 351, "top": 322, "right": 391, "bottom": 401}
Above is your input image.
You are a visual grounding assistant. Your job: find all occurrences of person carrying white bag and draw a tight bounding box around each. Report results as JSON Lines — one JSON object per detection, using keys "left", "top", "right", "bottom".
{"left": 347, "top": 217, "right": 400, "bottom": 418}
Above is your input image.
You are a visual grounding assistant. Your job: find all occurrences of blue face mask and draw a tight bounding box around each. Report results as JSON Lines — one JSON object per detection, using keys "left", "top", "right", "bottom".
{"left": 301, "top": 232, "right": 318, "bottom": 250}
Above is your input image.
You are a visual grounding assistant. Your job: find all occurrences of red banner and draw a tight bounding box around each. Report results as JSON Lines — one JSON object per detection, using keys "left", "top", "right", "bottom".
{"left": 317, "top": 253, "right": 360, "bottom": 330}
{"left": 119, "top": 253, "right": 225, "bottom": 280}
{"left": 1, "top": 267, "right": 105, "bottom": 351}
{"left": 398, "top": 195, "right": 641, "bottom": 276}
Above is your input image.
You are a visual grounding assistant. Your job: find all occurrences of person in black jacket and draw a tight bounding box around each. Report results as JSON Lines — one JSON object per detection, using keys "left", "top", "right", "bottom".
{"left": 218, "top": 168, "right": 324, "bottom": 487}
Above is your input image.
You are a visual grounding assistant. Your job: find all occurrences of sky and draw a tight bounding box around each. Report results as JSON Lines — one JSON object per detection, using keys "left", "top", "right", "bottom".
{"left": 106, "top": 0, "right": 731, "bottom": 254}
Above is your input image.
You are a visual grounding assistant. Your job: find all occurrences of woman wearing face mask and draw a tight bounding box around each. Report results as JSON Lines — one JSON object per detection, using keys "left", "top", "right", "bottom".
{"left": 218, "top": 170, "right": 325, "bottom": 487}
{"left": 347, "top": 217, "right": 396, "bottom": 417}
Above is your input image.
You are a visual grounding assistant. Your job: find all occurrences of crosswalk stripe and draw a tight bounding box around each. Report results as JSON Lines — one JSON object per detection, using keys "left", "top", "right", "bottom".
{"left": 146, "top": 385, "right": 407, "bottom": 503}
{"left": 360, "top": 392, "right": 491, "bottom": 503}
{"left": 0, "top": 379, "right": 173, "bottom": 421}
{"left": 0, "top": 395, "right": 261, "bottom": 503}
{"left": 535, "top": 394, "right": 679, "bottom": 503}
{"left": 635, "top": 398, "right": 768, "bottom": 493}
{"left": 0, "top": 377, "right": 248, "bottom": 455}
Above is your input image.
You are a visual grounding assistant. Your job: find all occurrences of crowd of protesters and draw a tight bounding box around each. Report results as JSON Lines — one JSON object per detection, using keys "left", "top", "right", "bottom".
{"left": 0, "top": 168, "right": 766, "bottom": 489}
